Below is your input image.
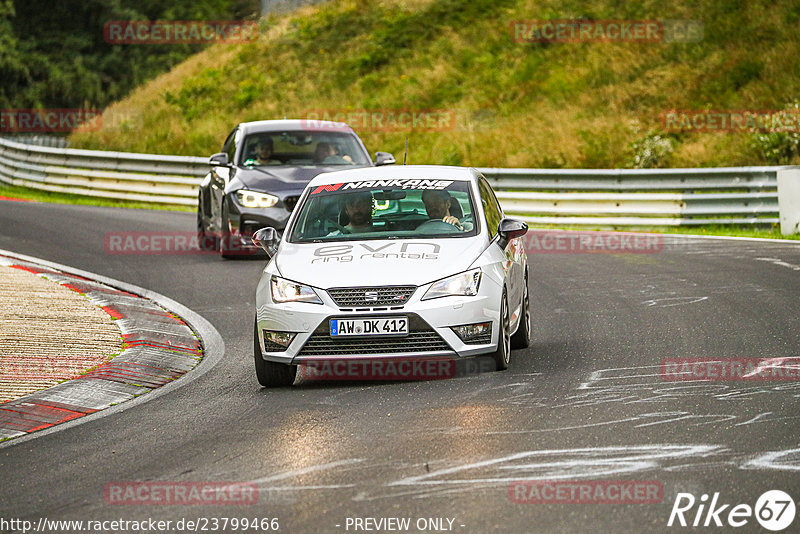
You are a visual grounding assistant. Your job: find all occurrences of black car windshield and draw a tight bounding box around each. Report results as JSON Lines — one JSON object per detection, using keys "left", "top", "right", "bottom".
{"left": 240, "top": 131, "right": 370, "bottom": 167}
{"left": 288, "top": 180, "right": 479, "bottom": 242}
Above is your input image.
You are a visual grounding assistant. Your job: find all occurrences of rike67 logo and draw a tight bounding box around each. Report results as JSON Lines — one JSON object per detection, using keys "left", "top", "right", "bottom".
{"left": 668, "top": 490, "right": 796, "bottom": 531}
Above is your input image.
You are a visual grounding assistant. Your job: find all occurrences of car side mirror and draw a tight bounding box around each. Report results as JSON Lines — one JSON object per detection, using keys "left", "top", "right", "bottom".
{"left": 252, "top": 227, "right": 280, "bottom": 257}
{"left": 497, "top": 218, "right": 528, "bottom": 249}
{"left": 209, "top": 152, "right": 230, "bottom": 166}
{"left": 375, "top": 152, "right": 396, "bottom": 166}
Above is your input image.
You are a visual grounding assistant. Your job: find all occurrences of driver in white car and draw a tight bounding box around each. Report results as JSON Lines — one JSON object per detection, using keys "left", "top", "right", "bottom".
{"left": 421, "top": 189, "right": 470, "bottom": 231}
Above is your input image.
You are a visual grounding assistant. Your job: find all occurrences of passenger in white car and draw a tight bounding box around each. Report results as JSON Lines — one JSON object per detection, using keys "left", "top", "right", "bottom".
{"left": 328, "top": 192, "right": 375, "bottom": 235}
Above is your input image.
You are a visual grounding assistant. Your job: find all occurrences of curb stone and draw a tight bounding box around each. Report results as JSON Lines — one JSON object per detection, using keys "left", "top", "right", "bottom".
{"left": 0, "top": 254, "right": 204, "bottom": 442}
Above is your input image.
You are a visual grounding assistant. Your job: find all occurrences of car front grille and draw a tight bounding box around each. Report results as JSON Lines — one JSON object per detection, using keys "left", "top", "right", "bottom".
{"left": 298, "top": 332, "right": 450, "bottom": 356}
{"left": 327, "top": 286, "right": 416, "bottom": 308}
{"left": 297, "top": 315, "right": 451, "bottom": 356}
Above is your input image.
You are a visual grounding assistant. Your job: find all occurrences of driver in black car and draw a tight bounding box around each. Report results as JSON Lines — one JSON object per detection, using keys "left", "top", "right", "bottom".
{"left": 421, "top": 189, "right": 465, "bottom": 230}
{"left": 253, "top": 138, "right": 280, "bottom": 165}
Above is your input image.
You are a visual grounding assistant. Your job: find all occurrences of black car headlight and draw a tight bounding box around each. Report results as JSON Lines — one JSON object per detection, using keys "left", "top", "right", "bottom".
{"left": 237, "top": 189, "right": 279, "bottom": 209}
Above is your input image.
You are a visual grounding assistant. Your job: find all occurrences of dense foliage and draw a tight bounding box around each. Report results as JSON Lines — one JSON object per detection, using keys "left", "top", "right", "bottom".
{"left": 0, "top": 0, "right": 258, "bottom": 109}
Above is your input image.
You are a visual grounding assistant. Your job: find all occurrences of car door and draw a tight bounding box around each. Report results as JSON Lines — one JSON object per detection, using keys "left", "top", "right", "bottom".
{"left": 209, "top": 127, "right": 239, "bottom": 233}
{"left": 478, "top": 176, "right": 523, "bottom": 325}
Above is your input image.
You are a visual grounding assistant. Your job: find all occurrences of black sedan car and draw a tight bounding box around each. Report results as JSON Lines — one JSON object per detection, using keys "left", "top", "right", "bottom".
{"left": 197, "top": 119, "right": 395, "bottom": 257}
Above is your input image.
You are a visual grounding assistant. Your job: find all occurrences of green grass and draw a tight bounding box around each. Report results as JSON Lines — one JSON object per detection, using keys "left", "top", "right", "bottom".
{"left": 68, "top": 0, "right": 800, "bottom": 168}
{"left": 525, "top": 222, "right": 800, "bottom": 240}
{"left": 640, "top": 224, "right": 800, "bottom": 240}
{"left": 0, "top": 183, "right": 193, "bottom": 212}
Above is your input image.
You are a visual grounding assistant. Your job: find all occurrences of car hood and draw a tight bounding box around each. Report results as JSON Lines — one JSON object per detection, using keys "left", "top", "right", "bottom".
{"left": 237, "top": 165, "right": 369, "bottom": 193}
{"left": 274, "top": 238, "right": 488, "bottom": 289}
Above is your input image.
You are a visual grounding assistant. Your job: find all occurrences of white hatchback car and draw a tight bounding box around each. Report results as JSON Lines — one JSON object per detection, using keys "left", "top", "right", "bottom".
{"left": 252, "top": 165, "right": 530, "bottom": 386}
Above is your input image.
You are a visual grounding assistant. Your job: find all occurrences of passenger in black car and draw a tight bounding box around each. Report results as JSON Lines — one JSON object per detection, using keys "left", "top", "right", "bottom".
{"left": 314, "top": 142, "right": 353, "bottom": 165}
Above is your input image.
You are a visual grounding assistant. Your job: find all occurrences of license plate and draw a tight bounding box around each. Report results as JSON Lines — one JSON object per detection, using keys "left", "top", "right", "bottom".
{"left": 330, "top": 317, "right": 408, "bottom": 337}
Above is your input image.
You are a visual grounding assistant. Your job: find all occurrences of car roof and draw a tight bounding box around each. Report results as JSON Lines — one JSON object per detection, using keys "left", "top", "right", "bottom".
{"left": 238, "top": 119, "right": 356, "bottom": 135}
{"left": 306, "top": 165, "right": 480, "bottom": 187}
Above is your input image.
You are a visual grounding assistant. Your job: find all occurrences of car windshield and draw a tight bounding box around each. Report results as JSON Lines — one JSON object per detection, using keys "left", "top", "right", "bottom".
{"left": 239, "top": 131, "right": 370, "bottom": 167}
{"left": 288, "top": 179, "right": 478, "bottom": 242}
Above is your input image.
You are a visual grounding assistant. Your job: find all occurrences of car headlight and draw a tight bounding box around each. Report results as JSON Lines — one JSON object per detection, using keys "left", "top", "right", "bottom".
{"left": 237, "top": 190, "right": 279, "bottom": 208}
{"left": 422, "top": 269, "right": 482, "bottom": 300}
{"left": 270, "top": 276, "right": 322, "bottom": 304}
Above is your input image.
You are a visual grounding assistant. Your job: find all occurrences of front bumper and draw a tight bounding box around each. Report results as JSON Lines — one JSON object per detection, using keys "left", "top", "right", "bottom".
{"left": 226, "top": 193, "right": 299, "bottom": 249}
{"left": 255, "top": 277, "right": 502, "bottom": 364}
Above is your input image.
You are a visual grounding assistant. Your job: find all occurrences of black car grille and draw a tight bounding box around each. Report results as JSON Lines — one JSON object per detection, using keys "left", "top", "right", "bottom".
{"left": 298, "top": 332, "right": 450, "bottom": 356}
{"left": 328, "top": 286, "right": 416, "bottom": 308}
{"left": 284, "top": 196, "right": 300, "bottom": 212}
{"left": 297, "top": 315, "right": 451, "bottom": 356}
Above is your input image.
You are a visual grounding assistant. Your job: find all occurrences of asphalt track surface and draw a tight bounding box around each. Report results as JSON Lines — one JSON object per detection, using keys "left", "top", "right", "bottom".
{"left": 1, "top": 200, "right": 799, "bottom": 533}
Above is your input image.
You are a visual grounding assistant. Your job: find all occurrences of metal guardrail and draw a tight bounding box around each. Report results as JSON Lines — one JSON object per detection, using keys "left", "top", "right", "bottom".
{"left": 1, "top": 136, "right": 797, "bottom": 231}
{"left": 479, "top": 167, "right": 786, "bottom": 227}
{"left": 0, "top": 137, "right": 208, "bottom": 206}
{"left": 1, "top": 135, "right": 70, "bottom": 149}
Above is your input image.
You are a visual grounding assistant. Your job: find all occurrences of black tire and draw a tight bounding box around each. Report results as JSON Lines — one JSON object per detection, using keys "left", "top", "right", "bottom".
{"left": 196, "top": 199, "right": 219, "bottom": 252}
{"left": 220, "top": 202, "right": 236, "bottom": 259}
{"left": 253, "top": 319, "right": 296, "bottom": 387}
{"left": 511, "top": 272, "right": 531, "bottom": 349}
{"left": 492, "top": 290, "right": 511, "bottom": 371}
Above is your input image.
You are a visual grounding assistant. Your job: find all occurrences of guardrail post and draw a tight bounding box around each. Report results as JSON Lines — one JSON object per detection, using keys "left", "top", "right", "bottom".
{"left": 777, "top": 167, "right": 800, "bottom": 235}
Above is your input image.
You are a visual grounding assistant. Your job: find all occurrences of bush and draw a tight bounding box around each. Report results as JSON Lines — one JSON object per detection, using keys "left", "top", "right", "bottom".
{"left": 629, "top": 133, "right": 677, "bottom": 169}
{"left": 751, "top": 132, "right": 800, "bottom": 164}
{"left": 750, "top": 102, "right": 800, "bottom": 164}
